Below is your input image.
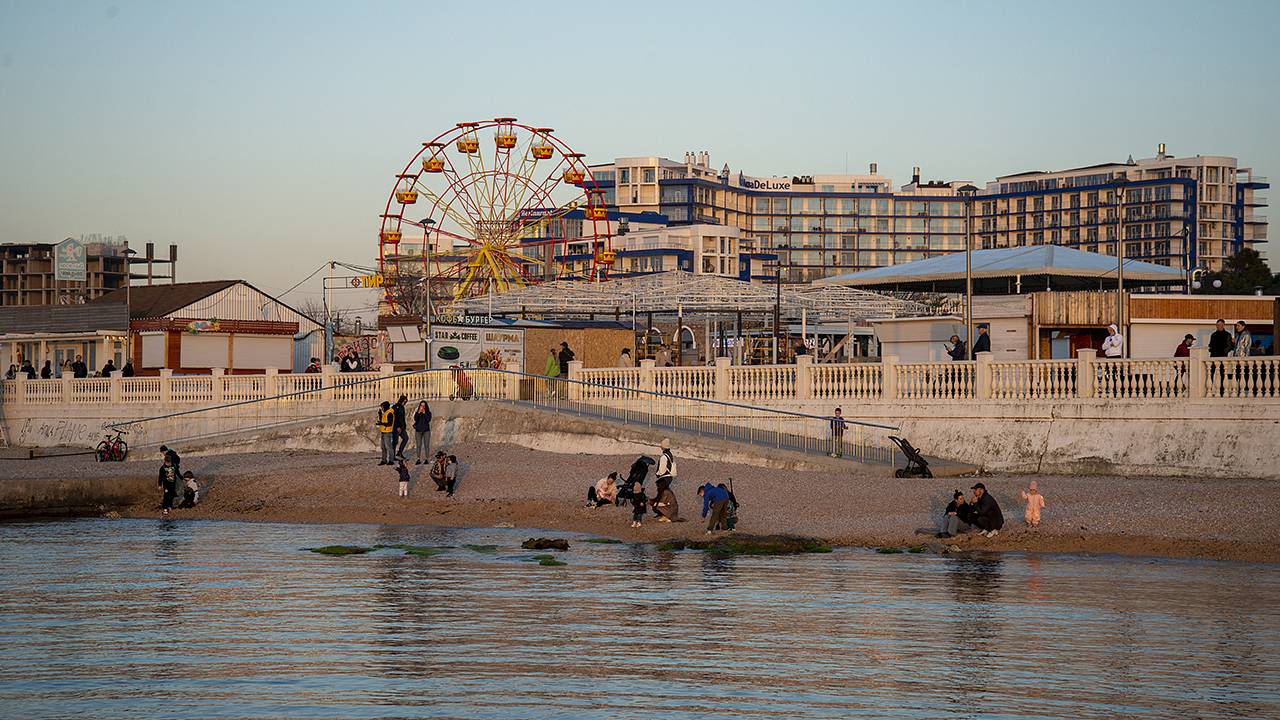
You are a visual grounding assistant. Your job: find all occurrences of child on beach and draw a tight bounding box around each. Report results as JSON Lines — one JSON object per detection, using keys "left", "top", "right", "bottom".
{"left": 1020, "top": 481, "right": 1045, "bottom": 528}
{"left": 178, "top": 471, "right": 200, "bottom": 508}
{"left": 628, "top": 481, "right": 647, "bottom": 528}
{"left": 397, "top": 459, "right": 411, "bottom": 497}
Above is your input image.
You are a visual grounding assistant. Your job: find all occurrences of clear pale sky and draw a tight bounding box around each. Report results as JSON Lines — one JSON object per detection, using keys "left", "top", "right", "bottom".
{"left": 2, "top": 0, "right": 1276, "bottom": 312}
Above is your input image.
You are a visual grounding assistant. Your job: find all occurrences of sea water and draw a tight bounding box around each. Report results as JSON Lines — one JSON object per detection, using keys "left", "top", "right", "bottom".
{"left": 1, "top": 518, "right": 1277, "bottom": 719}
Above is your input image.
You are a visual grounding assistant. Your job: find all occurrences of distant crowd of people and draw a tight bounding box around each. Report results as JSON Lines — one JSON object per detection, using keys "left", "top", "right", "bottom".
{"left": 5, "top": 354, "right": 133, "bottom": 380}
{"left": 583, "top": 438, "right": 740, "bottom": 533}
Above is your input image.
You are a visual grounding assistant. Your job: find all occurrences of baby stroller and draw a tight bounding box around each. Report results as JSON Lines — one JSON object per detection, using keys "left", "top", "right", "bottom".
{"left": 615, "top": 455, "right": 655, "bottom": 504}
{"left": 889, "top": 436, "right": 932, "bottom": 478}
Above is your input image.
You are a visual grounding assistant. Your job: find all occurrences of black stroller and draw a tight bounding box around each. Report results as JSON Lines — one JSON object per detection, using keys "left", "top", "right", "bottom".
{"left": 889, "top": 436, "right": 932, "bottom": 478}
{"left": 614, "top": 455, "right": 655, "bottom": 504}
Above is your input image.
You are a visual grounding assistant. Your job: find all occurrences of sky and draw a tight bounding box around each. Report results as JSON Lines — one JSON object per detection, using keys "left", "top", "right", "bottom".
{"left": 2, "top": 0, "right": 1277, "bottom": 314}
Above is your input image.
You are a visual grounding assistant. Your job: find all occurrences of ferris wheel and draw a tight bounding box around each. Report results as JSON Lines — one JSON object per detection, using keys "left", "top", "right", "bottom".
{"left": 377, "top": 117, "right": 614, "bottom": 311}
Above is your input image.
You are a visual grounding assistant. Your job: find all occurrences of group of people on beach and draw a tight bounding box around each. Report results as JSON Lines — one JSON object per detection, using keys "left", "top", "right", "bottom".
{"left": 156, "top": 444, "right": 199, "bottom": 517}
{"left": 938, "top": 481, "right": 1044, "bottom": 539}
{"left": 376, "top": 395, "right": 462, "bottom": 498}
{"left": 585, "top": 438, "right": 739, "bottom": 533}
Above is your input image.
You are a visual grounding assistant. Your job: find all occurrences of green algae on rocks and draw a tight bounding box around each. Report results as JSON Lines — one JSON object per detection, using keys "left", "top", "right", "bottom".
{"left": 374, "top": 544, "right": 446, "bottom": 557}
{"left": 464, "top": 544, "right": 499, "bottom": 554}
{"left": 538, "top": 558, "right": 567, "bottom": 566}
{"left": 657, "top": 535, "right": 832, "bottom": 557}
{"left": 308, "top": 545, "right": 373, "bottom": 556}
{"left": 876, "top": 547, "right": 904, "bottom": 554}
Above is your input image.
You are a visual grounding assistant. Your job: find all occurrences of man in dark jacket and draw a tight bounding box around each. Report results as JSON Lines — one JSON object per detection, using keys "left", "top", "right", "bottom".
{"left": 945, "top": 335, "right": 967, "bottom": 362}
{"left": 969, "top": 482, "right": 1003, "bottom": 538}
{"left": 1208, "top": 319, "right": 1234, "bottom": 357}
{"left": 557, "top": 342, "right": 575, "bottom": 378}
{"left": 392, "top": 395, "right": 409, "bottom": 460}
{"left": 101, "top": 360, "right": 116, "bottom": 377}
{"left": 970, "top": 324, "right": 991, "bottom": 358}
{"left": 699, "top": 482, "right": 732, "bottom": 534}
{"left": 71, "top": 355, "right": 88, "bottom": 378}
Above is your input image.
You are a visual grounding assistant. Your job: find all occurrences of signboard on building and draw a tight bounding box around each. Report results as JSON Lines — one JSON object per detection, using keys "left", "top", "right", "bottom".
{"left": 429, "top": 324, "right": 524, "bottom": 370}
{"left": 737, "top": 173, "right": 792, "bottom": 191}
{"left": 54, "top": 238, "right": 87, "bottom": 282}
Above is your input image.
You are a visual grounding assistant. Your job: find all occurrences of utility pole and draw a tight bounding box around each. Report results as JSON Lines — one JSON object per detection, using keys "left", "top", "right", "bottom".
{"left": 958, "top": 185, "right": 979, "bottom": 350}
{"left": 1113, "top": 175, "right": 1129, "bottom": 351}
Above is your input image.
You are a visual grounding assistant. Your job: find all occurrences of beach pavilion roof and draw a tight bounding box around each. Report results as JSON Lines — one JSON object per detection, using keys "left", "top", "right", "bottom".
{"left": 452, "top": 271, "right": 929, "bottom": 322}
{"left": 814, "top": 245, "right": 1185, "bottom": 293}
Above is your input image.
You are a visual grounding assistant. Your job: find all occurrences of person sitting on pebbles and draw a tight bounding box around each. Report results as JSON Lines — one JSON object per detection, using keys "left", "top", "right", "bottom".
{"left": 969, "top": 483, "right": 1004, "bottom": 538}
{"left": 937, "top": 490, "right": 972, "bottom": 538}
{"left": 650, "top": 476, "right": 680, "bottom": 522}
{"left": 587, "top": 473, "right": 620, "bottom": 507}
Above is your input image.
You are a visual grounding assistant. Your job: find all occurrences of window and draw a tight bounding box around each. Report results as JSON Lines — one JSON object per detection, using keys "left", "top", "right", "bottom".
{"left": 619, "top": 168, "right": 630, "bottom": 183}
{"left": 642, "top": 168, "right": 655, "bottom": 183}
{"left": 755, "top": 198, "right": 771, "bottom": 213}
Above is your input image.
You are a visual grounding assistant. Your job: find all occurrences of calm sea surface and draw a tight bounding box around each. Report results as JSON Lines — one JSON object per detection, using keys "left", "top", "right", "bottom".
{"left": 1, "top": 518, "right": 1277, "bottom": 719}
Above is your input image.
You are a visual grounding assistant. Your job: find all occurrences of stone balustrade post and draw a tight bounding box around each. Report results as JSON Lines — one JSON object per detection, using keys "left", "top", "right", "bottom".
{"left": 108, "top": 373, "right": 122, "bottom": 404}
{"left": 975, "top": 352, "right": 993, "bottom": 400}
{"left": 713, "top": 356, "right": 731, "bottom": 401}
{"left": 61, "top": 370, "right": 73, "bottom": 403}
{"left": 639, "top": 359, "right": 656, "bottom": 394}
{"left": 1076, "top": 348, "right": 1096, "bottom": 399}
{"left": 264, "top": 368, "right": 279, "bottom": 399}
{"left": 158, "top": 369, "right": 173, "bottom": 404}
{"left": 211, "top": 368, "right": 225, "bottom": 403}
{"left": 567, "top": 360, "right": 583, "bottom": 401}
{"left": 318, "top": 365, "right": 333, "bottom": 401}
{"left": 795, "top": 355, "right": 813, "bottom": 400}
{"left": 13, "top": 376, "right": 26, "bottom": 405}
{"left": 881, "top": 355, "right": 899, "bottom": 400}
{"left": 1188, "top": 346, "right": 1207, "bottom": 399}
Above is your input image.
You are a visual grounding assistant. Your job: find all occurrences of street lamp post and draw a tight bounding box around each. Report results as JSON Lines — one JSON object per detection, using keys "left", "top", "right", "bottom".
{"left": 957, "top": 184, "right": 979, "bottom": 351}
{"left": 420, "top": 218, "right": 436, "bottom": 370}
{"left": 772, "top": 258, "right": 781, "bottom": 364}
{"left": 1112, "top": 176, "right": 1129, "bottom": 347}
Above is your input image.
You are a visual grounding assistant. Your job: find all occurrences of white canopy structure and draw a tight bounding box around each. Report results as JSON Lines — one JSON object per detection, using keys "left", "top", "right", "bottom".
{"left": 452, "top": 271, "right": 929, "bottom": 322}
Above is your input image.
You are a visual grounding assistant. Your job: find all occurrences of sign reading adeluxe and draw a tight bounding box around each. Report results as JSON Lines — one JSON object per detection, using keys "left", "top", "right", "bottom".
{"left": 54, "top": 238, "right": 87, "bottom": 282}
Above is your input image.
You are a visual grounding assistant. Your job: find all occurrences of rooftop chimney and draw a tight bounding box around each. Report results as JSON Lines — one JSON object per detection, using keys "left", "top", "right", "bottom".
{"left": 911, "top": 166, "right": 921, "bottom": 184}
{"left": 1157, "top": 142, "right": 1167, "bottom": 159}
{"left": 870, "top": 162, "right": 878, "bottom": 174}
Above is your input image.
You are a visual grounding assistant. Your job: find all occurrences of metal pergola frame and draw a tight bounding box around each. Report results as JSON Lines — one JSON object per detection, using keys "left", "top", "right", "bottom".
{"left": 452, "top": 270, "right": 929, "bottom": 322}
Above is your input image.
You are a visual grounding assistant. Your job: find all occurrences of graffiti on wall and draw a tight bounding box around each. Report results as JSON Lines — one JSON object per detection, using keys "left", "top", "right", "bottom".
{"left": 12, "top": 418, "right": 149, "bottom": 448}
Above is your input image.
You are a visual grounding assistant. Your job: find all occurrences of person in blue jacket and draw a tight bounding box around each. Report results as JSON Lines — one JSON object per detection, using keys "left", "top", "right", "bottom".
{"left": 698, "top": 482, "right": 732, "bottom": 534}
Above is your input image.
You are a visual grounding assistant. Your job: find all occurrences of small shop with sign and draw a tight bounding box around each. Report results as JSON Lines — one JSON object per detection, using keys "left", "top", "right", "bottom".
{"left": 380, "top": 315, "right": 634, "bottom": 373}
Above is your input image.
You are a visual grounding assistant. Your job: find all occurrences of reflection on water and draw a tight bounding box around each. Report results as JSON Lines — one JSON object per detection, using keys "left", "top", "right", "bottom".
{"left": 1, "top": 518, "right": 1278, "bottom": 719}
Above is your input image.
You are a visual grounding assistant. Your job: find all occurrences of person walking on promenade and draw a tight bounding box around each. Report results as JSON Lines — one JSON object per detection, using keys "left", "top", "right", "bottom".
{"left": 40, "top": 360, "right": 52, "bottom": 379}
{"left": 1174, "top": 334, "right": 1195, "bottom": 357}
{"left": 945, "top": 335, "right": 967, "bottom": 362}
{"left": 829, "top": 408, "right": 847, "bottom": 458}
{"left": 101, "top": 359, "right": 116, "bottom": 377}
{"left": 21, "top": 360, "right": 36, "bottom": 379}
{"left": 937, "top": 490, "right": 972, "bottom": 538}
{"left": 543, "top": 347, "right": 561, "bottom": 398}
{"left": 121, "top": 360, "right": 135, "bottom": 377}
{"left": 655, "top": 344, "right": 672, "bottom": 367}
{"left": 656, "top": 439, "right": 677, "bottom": 487}
{"left": 628, "top": 480, "right": 647, "bottom": 528}
{"left": 305, "top": 357, "right": 321, "bottom": 373}
{"left": 377, "top": 401, "right": 395, "bottom": 465}
{"left": 158, "top": 456, "right": 179, "bottom": 517}
{"left": 618, "top": 348, "right": 633, "bottom": 367}
{"left": 396, "top": 459, "right": 411, "bottom": 497}
{"left": 1209, "top": 319, "right": 1234, "bottom": 357}
{"left": 412, "top": 400, "right": 432, "bottom": 464}
{"left": 970, "top": 323, "right": 991, "bottom": 358}
{"left": 71, "top": 355, "right": 88, "bottom": 378}
{"left": 699, "top": 482, "right": 732, "bottom": 534}
{"left": 4, "top": 364, "right": 15, "bottom": 380}
{"left": 1020, "top": 481, "right": 1046, "bottom": 528}
{"left": 557, "top": 341, "right": 575, "bottom": 379}
{"left": 1232, "top": 321, "right": 1253, "bottom": 357}
{"left": 1101, "top": 324, "right": 1124, "bottom": 359}
{"left": 970, "top": 483, "right": 1004, "bottom": 538}
{"left": 392, "top": 395, "right": 409, "bottom": 460}
{"left": 587, "top": 472, "right": 619, "bottom": 507}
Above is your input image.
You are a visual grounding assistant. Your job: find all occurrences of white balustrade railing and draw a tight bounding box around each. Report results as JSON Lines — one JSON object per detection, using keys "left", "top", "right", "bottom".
{"left": 812, "top": 362, "right": 882, "bottom": 400}
{"left": 897, "top": 362, "right": 975, "bottom": 400}
{"left": 1095, "top": 359, "right": 1188, "bottom": 399}
{"left": 990, "top": 360, "right": 1077, "bottom": 400}
{"left": 1206, "top": 357, "right": 1280, "bottom": 398}
{"left": 4, "top": 351, "right": 1280, "bottom": 413}
{"left": 727, "top": 365, "right": 795, "bottom": 401}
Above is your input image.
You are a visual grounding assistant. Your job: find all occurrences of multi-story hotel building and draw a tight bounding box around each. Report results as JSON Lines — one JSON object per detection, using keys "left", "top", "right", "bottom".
{"left": 588, "top": 146, "right": 1268, "bottom": 283}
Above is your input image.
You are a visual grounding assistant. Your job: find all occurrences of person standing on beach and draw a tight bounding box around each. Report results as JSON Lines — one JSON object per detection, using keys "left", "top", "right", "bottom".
{"left": 159, "top": 445, "right": 181, "bottom": 474}
{"left": 396, "top": 459, "right": 411, "bottom": 497}
{"left": 158, "top": 457, "right": 178, "bottom": 517}
{"left": 377, "top": 401, "right": 395, "bottom": 465}
{"left": 699, "top": 482, "right": 731, "bottom": 534}
{"left": 412, "top": 400, "right": 432, "bottom": 464}
{"left": 829, "top": 408, "right": 847, "bottom": 457}
{"left": 392, "top": 395, "right": 409, "bottom": 460}
{"left": 1020, "top": 481, "right": 1045, "bottom": 528}
{"left": 969, "top": 483, "right": 1004, "bottom": 538}
{"left": 656, "top": 439, "right": 677, "bottom": 487}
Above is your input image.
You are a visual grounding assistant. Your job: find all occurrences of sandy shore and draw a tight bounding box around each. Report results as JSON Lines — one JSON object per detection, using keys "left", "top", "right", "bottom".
{"left": 8, "top": 442, "right": 1277, "bottom": 563}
